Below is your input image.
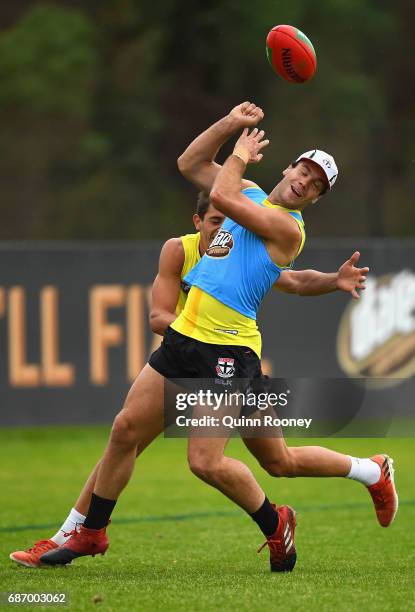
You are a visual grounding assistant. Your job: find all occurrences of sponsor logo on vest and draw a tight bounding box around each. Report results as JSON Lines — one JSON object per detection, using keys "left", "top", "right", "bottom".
{"left": 180, "top": 280, "right": 191, "bottom": 294}
{"left": 214, "top": 328, "right": 239, "bottom": 336}
{"left": 337, "top": 270, "right": 415, "bottom": 386}
{"left": 215, "top": 357, "right": 236, "bottom": 379}
{"left": 206, "top": 230, "right": 234, "bottom": 258}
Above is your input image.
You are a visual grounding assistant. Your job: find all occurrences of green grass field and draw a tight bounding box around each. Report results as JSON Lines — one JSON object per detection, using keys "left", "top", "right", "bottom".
{"left": 0, "top": 426, "right": 414, "bottom": 611}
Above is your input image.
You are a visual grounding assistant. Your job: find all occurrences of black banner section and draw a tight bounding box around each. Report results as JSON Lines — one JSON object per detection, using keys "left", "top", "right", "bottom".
{"left": 0, "top": 239, "right": 414, "bottom": 426}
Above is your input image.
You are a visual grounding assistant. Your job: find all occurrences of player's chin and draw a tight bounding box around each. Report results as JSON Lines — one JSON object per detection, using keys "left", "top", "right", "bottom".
{"left": 286, "top": 191, "right": 301, "bottom": 206}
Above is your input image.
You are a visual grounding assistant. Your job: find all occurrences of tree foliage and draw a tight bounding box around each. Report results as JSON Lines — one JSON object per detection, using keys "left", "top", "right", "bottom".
{"left": 0, "top": 1, "right": 413, "bottom": 239}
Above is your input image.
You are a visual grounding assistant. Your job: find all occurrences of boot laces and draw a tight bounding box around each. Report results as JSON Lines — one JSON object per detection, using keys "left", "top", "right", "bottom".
{"left": 26, "top": 540, "right": 53, "bottom": 554}
{"left": 257, "top": 534, "right": 284, "bottom": 557}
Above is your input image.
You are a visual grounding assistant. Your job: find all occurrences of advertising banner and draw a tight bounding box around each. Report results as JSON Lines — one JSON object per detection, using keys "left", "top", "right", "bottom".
{"left": 0, "top": 240, "right": 413, "bottom": 429}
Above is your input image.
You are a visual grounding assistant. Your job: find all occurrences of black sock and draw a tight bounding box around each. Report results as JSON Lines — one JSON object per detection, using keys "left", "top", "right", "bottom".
{"left": 250, "top": 496, "right": 279, "bottom": 537}
{"left": 83, "top": 493, "right": 117, "bottom": 530}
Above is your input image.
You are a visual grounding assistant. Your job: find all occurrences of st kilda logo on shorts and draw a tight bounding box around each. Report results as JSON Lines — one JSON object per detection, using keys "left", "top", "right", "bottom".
{"left": 206, "top": 230, "right": 234, "bottom": 258}
{"left": 215, "top": 357, "right": 236, "bottom": 379}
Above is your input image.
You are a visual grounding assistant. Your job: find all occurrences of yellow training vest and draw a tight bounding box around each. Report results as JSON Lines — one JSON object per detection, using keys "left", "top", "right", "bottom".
{"left": 176, "top": 233, "right": 201, "bottom": 315}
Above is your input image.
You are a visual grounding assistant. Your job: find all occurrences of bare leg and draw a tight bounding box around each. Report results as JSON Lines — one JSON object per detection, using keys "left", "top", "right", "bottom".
{"left": 188, "top": 433, "right": 265, "bottom": 514}
{"left": 74, "top": 441, "right": 146, "bottom": 514}
{"left": 74, "top": 461, "right": 101, "bottom": 516}
{"left": 243, "top": 436, "right": 351, "bottom": 477}
{"left": 94, "top": 364, "right": 165, "bottom": 500}
{"left": 10, "top": 367, "right": 164, "bottom": 565}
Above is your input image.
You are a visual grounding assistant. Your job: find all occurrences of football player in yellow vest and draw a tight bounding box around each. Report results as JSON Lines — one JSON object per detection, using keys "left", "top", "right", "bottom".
{"left": 11, "top": 193, "right": 372, "bottom": 568}
{"left": 12, "top": 103, "right": 397, "bottom": 572}
{"left": 10, "top": 192, "right": 382, "bottom": 567}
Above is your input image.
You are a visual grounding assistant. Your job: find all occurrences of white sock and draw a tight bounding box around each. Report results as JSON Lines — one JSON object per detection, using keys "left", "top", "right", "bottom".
{"left": 346, "top": 456, "right": 381, "bottom": 486}
{"left": 51, "top": 508, "right": 86, "bottom": 545}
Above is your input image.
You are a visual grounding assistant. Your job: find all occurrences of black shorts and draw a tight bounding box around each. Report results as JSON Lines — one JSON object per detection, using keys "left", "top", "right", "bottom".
{"left": 149, "top": 327, "right": 262, "bottom": 387}
{"left": 151, "top": 328, "right": 282, "bottom": 428}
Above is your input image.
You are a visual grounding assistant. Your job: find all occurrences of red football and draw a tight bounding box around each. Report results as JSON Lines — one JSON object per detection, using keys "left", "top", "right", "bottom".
{"left": 266, "top": 25, "right": 317, "bottom": 84}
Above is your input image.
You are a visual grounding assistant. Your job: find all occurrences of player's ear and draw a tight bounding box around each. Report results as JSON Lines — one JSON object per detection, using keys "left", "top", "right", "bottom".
{"left": 193, "top": 214, "right": 202, "bottom": 231}
{"left": 282, "top": 166, "right": 291, "bottom": 177}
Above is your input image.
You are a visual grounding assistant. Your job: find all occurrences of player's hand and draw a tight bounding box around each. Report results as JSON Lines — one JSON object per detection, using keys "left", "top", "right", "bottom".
{"left": 336, "top": 251, "right": 369, "bottom": 299}
{"left": 233, "top": 127, "right": 270, "bottom": 164}
{"left": 229, "top": 102, "right": 264, "bottom": 128}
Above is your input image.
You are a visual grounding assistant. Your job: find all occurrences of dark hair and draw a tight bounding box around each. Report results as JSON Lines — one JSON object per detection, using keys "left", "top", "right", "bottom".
{"left": 196, "top": 191, "right": 210, "bottom": 219}
{"left": 291, "top": 160, "right": 328, "bottom": 195}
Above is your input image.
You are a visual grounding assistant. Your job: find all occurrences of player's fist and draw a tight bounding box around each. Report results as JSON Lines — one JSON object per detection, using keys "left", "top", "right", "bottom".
{"left": 229, "top": 102, "right": 264, "bottom": 128}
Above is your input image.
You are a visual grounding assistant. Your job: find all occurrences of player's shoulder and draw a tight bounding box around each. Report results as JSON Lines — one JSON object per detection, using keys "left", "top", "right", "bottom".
{"left": 159, "top": 237, "right": 185, "bottom": 272}
{"left": 180, "top": 232, "right": 200, "bottom": 245}
{"left": 241, "top": 179, "right": 263, "bottom": 191}
{"left": 241, "top": 181, "right": 268, "bottom": 202}
{"left": 162, "top": 236, "right": 184, "bottom": 251}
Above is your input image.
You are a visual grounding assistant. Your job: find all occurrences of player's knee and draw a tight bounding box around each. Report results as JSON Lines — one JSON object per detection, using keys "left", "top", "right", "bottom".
{"left": 188, "top": 455, "right": 212, "bottom": 481}
{"left": 110, "top": 412, "right": 139, "bottom": 449}
{"left": 188, "top": 450, "right": 221, "bottom": 483}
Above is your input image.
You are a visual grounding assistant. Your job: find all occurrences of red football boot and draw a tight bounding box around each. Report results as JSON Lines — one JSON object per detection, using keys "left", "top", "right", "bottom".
{"left": 39, "top": 525, "right": 109, "bottom": 566}
{"left": 10, "top": 539, "right": 58, "bottom": 568}
{"left": 367, "top": 454, "right": 398, "bottom": 527}
{"left": 257, "top": 504, "right": 297, "bottom": 572}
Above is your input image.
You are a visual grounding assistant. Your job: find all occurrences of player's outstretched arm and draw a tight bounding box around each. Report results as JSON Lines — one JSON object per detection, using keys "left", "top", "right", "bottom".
{"left": 177, "top": 102, "right": 263, "bottom": 193}
{"left": 210, "top": 127, "right": 301, "bottom": 264}
{"left": 275, "top": 252, "right": 369, "bottom": 299}
{"left": 150, "top": 238, "right": 184, "bottom": 335}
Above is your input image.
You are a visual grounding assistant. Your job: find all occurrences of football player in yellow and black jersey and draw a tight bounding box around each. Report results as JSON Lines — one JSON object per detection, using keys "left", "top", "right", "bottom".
{"left": 11, "top": 192, "right": 376, "bottom": 569}
{"left": 14, "top": 103, "right": 397, "bottom": 572}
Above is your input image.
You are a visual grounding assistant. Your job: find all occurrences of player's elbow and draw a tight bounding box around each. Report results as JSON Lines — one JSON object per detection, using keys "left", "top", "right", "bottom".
{"left": 177, "top": 154, "right": 186, "bottom": 174}
{"left": 283, "top": 280, "right": 300, "bottom": 296}
{"left": 177, "top": 153, "right": 193, "bottom": 178}
{"left": 178, "top": 155, "right": 208, "bottom": 186}
{"left": 291, "top": 280, "right": 302, "bottom": 296}
{"left": 277, "top": 273, "right": 300, "bottom": 296}
{"left": 209, "top": 188, "right": 228, "bottom": 212}
{"left": 149, "top": 312, "right": 165, "bottom": 336}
